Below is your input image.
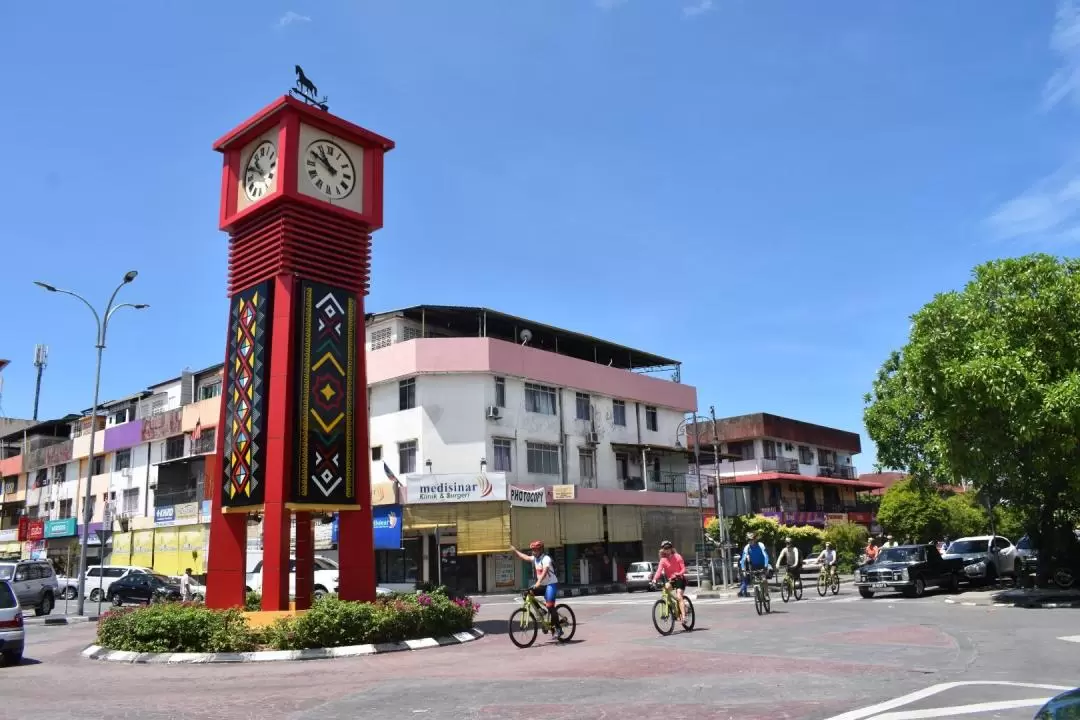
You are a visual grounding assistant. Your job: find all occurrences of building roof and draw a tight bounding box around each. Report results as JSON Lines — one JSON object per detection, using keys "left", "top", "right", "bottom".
{"left": 690, "top": 412, "right": 862, "bottom": 455}
{"left": 368, "top": 305, "right": 680, "bottom": 372}
{"left": 0, "top": 415, "right": 78, "bottom": 444}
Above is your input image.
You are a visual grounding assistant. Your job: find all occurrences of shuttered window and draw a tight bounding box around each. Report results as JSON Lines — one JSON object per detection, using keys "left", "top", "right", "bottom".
{"left": 606, "top": 505, "right": 643, "bottom": 543}
{"left": 404, "top": 505, "right": 457, "bottom": 530}
{"left": 456, "top": 504, "right": 510, "bottom": 555}
{"left": 559, "top": 505, "right": 604, "bottom": 545}
{"left": 511, "top": 507, "right": 560, "bottom": 548}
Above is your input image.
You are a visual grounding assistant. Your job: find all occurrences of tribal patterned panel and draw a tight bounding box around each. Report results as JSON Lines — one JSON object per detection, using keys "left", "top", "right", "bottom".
{"left": 292, "top": 279, "right": 359, "bottom": 507}
{"left": 221, "top": 281, "right": 272, "bottom": 508}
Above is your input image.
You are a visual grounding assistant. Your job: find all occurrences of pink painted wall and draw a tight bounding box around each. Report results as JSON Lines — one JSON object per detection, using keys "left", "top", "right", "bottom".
{"left": 0, "top": 454, "right": 22, "bottom": 478}
{"left": 510, "top": 483, "right": 689, "bottom": 507}
{"left": 368, "top": 337, "right": 697, "bottom": 411}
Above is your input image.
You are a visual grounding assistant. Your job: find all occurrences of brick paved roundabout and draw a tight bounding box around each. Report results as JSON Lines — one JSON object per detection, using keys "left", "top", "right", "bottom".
{"left": 3, "top": 587, "right": 1077, "bottom": 720}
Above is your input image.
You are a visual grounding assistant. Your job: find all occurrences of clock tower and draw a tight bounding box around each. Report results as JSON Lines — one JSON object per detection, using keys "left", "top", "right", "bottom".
{"left": 205, "top": 95, "right": 394, "bottom": 610}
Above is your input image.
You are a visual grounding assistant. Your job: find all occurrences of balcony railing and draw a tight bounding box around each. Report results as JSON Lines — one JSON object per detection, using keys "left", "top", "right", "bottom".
{"left": 761, "top": 457, "right": 799, "bottom": 474}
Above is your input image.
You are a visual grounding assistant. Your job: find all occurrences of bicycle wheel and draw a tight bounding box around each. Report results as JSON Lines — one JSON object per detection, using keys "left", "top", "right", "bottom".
{"left": 794, "top": 575, "right": 804, "bottom": 601}
{"left": 652, "top": 598, "right": 675, "bottom": 635}
{"left": 553, "top": 603, "right": 577, "bottom": 643}
{"left": 763, "top": 585, "right": 772, "bottom": 614}
{"left": 508, "top": 608, "right": 538, "bottom": 649}
{"left": 817, "top": 572, "right": 827, "bottom": 596}
{"left": 680, "top": 596, "right": 696, "bottom": 631}
{"left": 753, "top": 585, "right": 764, "bottom": 616}
{"left": 831, "top": 573, "right": 840, "bottom": 595}
{"left": 780, "top": 578, "right": 791, "bottom": 603}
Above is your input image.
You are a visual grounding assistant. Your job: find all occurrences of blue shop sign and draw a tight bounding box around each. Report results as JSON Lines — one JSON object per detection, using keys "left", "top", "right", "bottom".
{"left": 373, "top": 505, "right": 403, "bottom": 550}
{"left": 154, "top": 506, "right": 176, "bottom": 524}
{"left": 44, "top": 518, "right": 77, "bottom": 539}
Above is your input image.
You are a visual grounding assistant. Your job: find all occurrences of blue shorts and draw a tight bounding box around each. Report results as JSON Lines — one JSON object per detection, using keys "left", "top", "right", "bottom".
{"left": 542, "top": 584, "right": 558, "bottom": 603}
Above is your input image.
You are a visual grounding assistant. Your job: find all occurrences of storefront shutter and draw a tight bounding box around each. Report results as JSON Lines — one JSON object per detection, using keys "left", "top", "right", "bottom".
{"left": 110, "top": 532, "right": 132, "bottom": 566}
{"left": 511, "top": 507, "right": 560, "bottom": 548}
{"left": 130, "top": 529, "right": 155, "bottom": 569}
{"left": 559, "top": 505, "right": 604, "bottom": 545}
{"left": 456, "top": 504, "right": 510, "bottom": 555}
{"left": 606, "top": 505, "right": 643, "bottom": 543}
{"left": 404, "top": 505, "right": 458, "bottom": 530}
{"left": 153, "top": 527, "right": 181, "bottom": 576}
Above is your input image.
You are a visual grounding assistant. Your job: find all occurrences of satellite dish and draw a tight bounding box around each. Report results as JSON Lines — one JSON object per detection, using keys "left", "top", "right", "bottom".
{"left": 519, "top": 329, "right": 533, "bottom": 345}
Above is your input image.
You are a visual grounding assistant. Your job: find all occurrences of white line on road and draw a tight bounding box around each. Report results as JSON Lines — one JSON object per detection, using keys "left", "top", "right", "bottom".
{"left": 822, "top": 681, "right": 1072, "bottom": 720}
{"left": 869, "top": 697, "right": 1052, "bottom": 720}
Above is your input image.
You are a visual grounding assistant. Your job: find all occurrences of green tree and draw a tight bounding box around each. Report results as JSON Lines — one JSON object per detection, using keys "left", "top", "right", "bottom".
{"left": 865, "top": 254, "right": 1080, "bottom": 582}
{"left": 942, "top": 493, "right": 989, "bottom": 539}
{"left": 823, "top": 521, "right": 869, "bottom": 573}
{"left": 876, "top": 479, "right": 948, "bottom": 542}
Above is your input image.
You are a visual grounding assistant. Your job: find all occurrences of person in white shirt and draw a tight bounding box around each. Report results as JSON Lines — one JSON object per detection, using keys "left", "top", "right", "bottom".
{"left": 180, "top": 568, "right": 197, "bottom": 602}
{"left": 510, "top": 541, "right": 562, "bottom": 637}
{"left": 817, "top": 543, "right": 838, "bottom": 580}
{"left": 778, "top": 537, "right": 802, "bottom": 576}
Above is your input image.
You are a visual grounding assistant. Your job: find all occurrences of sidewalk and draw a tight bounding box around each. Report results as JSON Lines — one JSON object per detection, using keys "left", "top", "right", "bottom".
{"left": 942, "top": 587, "right": 1080, "bottom": 608}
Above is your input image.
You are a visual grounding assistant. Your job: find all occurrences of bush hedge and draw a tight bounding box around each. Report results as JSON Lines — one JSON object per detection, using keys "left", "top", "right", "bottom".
{"left": 95, "top": 588, "right": 479, "bottom": 654}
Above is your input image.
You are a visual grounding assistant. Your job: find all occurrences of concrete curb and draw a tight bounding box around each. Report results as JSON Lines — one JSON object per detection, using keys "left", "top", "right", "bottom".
{"left": 558, "top": 584, "right": 626, "bottom": 598}
{"left": 25, "top": 615, "right": 99, "bottom": 626}
{"left": 81, "top": 628, "right": 485, "bottom": 664}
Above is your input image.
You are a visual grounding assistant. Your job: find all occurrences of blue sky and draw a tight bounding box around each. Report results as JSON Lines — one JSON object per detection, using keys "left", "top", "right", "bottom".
{"left": 0, "top": 1, "right": 1076, "bottom": 469}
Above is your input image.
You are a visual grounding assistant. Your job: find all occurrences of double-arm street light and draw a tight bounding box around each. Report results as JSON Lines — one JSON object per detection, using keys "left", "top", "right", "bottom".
{"left": 674, "top": 414, "right": 716, "bottom": 589}
{"left": 34, "top": 271, "right": 148, "bottom": 616}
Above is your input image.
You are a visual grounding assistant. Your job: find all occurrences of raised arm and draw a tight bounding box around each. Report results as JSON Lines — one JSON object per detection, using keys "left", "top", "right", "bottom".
{"left": 509, "top": 545, "right": 532, "bottom": 562}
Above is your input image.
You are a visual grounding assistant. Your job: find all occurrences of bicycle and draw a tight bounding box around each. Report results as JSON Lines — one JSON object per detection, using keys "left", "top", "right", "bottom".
{"left": 817, "top": 565, "right": 840, "bottom": 596}
{"left": 508, "top": 588, "right": 577, "bottom": 649}
{"left": 751, "top": 568, "right": 771, "bottom": 615}
{"left": 779, "top": 566, "right": 803, "bottom": 603}
{"left": 651, "top": 577, "right": 696, "bottom": 635}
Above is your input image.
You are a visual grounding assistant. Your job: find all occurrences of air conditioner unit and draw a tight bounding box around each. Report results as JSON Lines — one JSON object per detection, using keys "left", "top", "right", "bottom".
{"left": 486, "top": 406, "right": 501, "bottom": 420}
{"left": 120, "top": 467, "right": 132, "bottom": 478}
{"left": 585, "top": 432, "right": 599, "bottom": 445}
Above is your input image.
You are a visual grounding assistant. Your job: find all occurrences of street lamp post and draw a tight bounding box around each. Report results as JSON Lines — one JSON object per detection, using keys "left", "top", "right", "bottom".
{"left": 709, "top": 405, "right": 732, "bottom": 587}
{"left": 674, "top": 414, "right": 713, "bottom": 589}
{"left": 35, "top": 272, "right": 148, "bottom": 616}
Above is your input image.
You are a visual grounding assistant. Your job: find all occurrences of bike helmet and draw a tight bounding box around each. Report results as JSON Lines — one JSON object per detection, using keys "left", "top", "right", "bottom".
{"left": 529, "top": 540, "right": 545, "bottom": 552}
{"left": 660, "top": 540, "right": 673, "bottom": 550}
{"left": 784, "top": 537, "right": 793, "bottom": 544}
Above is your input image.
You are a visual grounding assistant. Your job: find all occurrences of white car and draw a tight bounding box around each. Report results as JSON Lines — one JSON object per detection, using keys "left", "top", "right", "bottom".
{"left": 83, "top": 566, "right": 156, "bottom": 603}
{"left": 942, "top": 535, "right": 1019, "bottom": 583}
{"left": 245, "top": 556, "right": 392, "bottom": 599}
{"left": 0, "top": 580, "right": 24, "bottom": 665}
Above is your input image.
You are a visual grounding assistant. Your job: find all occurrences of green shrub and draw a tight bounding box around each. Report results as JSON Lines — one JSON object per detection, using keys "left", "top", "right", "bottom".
{"left": 244, "top": 591, "right": 261, "bottom": 611}
{"left": 96, "top": 603, "right": 260, "bottom": 654}
{"left": 823, "top": 521, "right": 870, "bottom": 573}
{"left": 265, "top": 592, "right": 478, "bottom": 651}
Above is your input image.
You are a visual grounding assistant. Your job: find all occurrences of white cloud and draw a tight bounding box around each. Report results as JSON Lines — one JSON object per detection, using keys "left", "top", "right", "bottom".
{"left": 278, "top": 11, "right": 311, "bottom": 28}
{"left": 986, "top": 162, "right": 1080, "bottom": 246}
{"left": 683, "top": 0, "right": 714, "bottom": 17}
{"left": 1044, "top": 0, "right": 1080, "bottom": 110}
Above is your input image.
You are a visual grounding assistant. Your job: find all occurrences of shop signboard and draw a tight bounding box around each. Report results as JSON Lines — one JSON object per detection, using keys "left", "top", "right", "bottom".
{"left": 824, "top": 513, "right": 848, "bottom": 526}
{"left": 406, "top": 472, "right": 507, "bottom": 504}
{"left": 508, "top": 485, "right": 546, "bottom": 508}
{"left": 154, "top": 506, "right": 176, "bottom": 525}
{"left": 373, "top": 505, "right": 403, "bottom": 549}
{"left": 551, "top": 484, "right": 576, "bottom": 501}
{"left": 175, "top": 502, "right": 200, "bottom": 525}
{"left": 494, "top": 553, "right": 516, "bottom": 589}
{"left": 26, "top": 520, "right": 45, "bottom": 542}
{"left": 44, "top": 518, "right": 76, "bottom": 539}
{"left": 0, "top": 529, "right": 17, "bottom": 543}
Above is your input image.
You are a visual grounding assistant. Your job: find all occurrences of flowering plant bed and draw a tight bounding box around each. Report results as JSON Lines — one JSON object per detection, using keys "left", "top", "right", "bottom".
{"left": 95, "top": 588, "right": 479, "bottom": 654}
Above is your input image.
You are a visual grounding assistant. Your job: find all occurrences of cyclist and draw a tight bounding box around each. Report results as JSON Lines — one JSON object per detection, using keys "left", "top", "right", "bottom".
{"left": 777, "top": 537, "right": 801, "bottom": 589}
{"left": 510, "top": 541, "right": 562, "bottom": 637}
{"left": 651, "top": 540, "right": 688, "bottom": 620}
{"left": 739, "top": 532, "right": 770, "bottom": 597}
{"left": 817, "top": 542, "right": 838, "bottom": 581}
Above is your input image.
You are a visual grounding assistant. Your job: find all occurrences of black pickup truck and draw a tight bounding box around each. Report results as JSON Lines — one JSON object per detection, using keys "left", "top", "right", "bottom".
{"left": 854, "top": 544, "right": 965, "bottom": 599}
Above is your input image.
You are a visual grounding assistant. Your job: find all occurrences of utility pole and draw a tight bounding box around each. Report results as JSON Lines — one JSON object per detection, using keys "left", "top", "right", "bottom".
{"left": 710, "top": 405, "right": 731, "bottom": 586}
{"left": 32, "top": 345, "right": 48, "bottom": 421}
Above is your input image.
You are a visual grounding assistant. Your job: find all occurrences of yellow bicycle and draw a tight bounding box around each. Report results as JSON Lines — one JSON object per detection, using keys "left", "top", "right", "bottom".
{"left": 817, "top": 565, "right": 840, "bottom": 596}
{"left": 651, "top": 578, "right": 696, "bottom": 635}
{"left": 508, "top": 588, "right": 577, "bottom": 649}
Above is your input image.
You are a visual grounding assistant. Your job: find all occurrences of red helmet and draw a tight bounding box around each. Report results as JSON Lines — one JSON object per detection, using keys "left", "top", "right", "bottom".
{"left": 529, "top": 540, "right": 545, "bottom": 552}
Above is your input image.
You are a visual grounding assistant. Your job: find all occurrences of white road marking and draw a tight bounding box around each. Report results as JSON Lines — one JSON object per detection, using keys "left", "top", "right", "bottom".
{"left": 870, "top": 697, "right": 1052, "bottom": 719}
{"left": 822, "top": 681, "right": 1072, "bottom": 720}
{"left": 1060, "top": 635, "right": 1080, "bottom": 643}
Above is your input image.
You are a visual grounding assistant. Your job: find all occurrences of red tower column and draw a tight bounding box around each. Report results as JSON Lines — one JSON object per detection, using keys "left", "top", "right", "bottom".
{"left": 294, "top": 513, "right": 314, "bottom": 610}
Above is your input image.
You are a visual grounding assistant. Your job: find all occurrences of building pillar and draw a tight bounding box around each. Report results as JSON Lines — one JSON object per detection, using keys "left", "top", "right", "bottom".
{"left": 294, "top": 513, "right": 314, "bottom": 610}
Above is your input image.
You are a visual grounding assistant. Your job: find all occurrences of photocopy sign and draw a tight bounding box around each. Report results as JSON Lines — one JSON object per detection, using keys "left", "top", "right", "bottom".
{"left": 508, "top": 486, "right": 546, "bottom": 508}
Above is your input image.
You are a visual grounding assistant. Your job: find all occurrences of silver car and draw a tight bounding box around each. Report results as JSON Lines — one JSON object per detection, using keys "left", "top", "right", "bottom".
{"left": 0, "top": 560, "right": 58, "bottom": 616}
{"left": 0, "top": 580, "right": 24, "bottom": 665}
{"left": 625, "top": 562, "right": 658, "bottom": 592}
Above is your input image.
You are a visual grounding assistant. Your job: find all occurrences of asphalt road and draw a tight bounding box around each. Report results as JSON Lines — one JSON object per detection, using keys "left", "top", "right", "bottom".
{"left": 2, "top": 586, "right": 1077, "bottom": 720}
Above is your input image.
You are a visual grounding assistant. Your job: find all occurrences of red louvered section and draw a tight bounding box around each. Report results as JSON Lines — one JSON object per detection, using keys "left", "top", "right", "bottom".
{"left": 226, "top": 203, "right": 372, "bottom": 296}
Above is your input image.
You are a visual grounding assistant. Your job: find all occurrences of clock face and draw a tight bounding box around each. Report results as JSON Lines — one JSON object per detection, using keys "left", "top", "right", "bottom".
{"left": 304, "top": 139, "right": 355, "bottom": 199}
{"left": 243, "top": 141, "right": 277, "bottom": 201}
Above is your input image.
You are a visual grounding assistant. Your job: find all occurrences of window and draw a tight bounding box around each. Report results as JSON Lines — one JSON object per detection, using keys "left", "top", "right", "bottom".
{"left": 524, "top": 383, "right": 557, "bottom": 415}
{"left": 493, "top": 438, "right": 513, "bottom": 472}
{"left": 615, "top": 452, "right": 629, "bottom": 480}
{"left": 371, "top": 446, "right": 382, "bottom": 462}
{"left": 612, "top": 400, "right": 626, "bottom": 427}
{"left": 579, "top": 448, "right": 596, "bottom": 485}
{"left": 399, "top": 378, "right": 416, "bottom": 411}
{"left": 494, "top": 377, "right": 506, "bottom": 408}
{"left": 526, "top": 442, "right": 560, "bottom": 475}
{"left": 798, "top": 446, "right": 813, "bottom": 465}
{"left": 165, "top": 436, "right": 186, "bottom": 461}
{"left": 122, "top": 488, "right": 140, "bottom": 514}
{"left": 762, "top": 440, "right": 777, "bottom": 460}
{"left": 85, "top": 495, "right": 97, "bottom": 520}
{"left": 370, "top": 326, "right": 392, "bottom": 350}
{"left": 575, "top": 393, "right": 591, "bottom": 421}
{"left": 59, "top": 499, "right": 73, "bottom": 519}
{"left": 817, "top": 448, "right": 834, "bottom": 466}
{"left": 53, "top": 464, "right": 66, "bottom": 484}
{"left": 645, "top": 406, "right": 658, "bottom": 432}
{"left": 92, "top": 456, "right": 105, "bottom": 476}
{"left": 199, "top": 380, "right": 222, "bottom": 400}
{"left": 728, "top": 440, "right": 755, "bottom": 460}
{"left": 34, "top": 469, "right": 48, "bottom": 488}
{"left": 402, "top": 326, "right": 422, "bottom": 341}
{"left": 115, "top": 449, "right": 132, "bottom": 471}
{"left": 192, "top": 427, "right": 216, "bottom": 455}
{"left": 398, "top": 440, "right": 417, "bottom": 474}
{"left": 111, "top": 408, "right": 130, "bottom": 425}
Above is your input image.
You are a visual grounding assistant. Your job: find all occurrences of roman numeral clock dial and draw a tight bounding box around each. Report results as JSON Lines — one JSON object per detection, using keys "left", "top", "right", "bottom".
{"left": 243, "top": 141, "right": 277, "bottom": 201}
{"left": 305, "top": 140, "right": 355, "bottom": 199}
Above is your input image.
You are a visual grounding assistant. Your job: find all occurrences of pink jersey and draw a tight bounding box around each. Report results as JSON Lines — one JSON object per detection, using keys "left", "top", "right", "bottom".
{"left": 653, "top": 553, "right": 687, "bottom": 583}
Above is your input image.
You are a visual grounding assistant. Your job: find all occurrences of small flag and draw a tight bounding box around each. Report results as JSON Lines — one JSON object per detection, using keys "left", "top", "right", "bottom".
{"left": 192, "top": 420, "right": 202, "bottom": 442}
{"left": 383, "top": 461, "right": 401, "bottom": 486}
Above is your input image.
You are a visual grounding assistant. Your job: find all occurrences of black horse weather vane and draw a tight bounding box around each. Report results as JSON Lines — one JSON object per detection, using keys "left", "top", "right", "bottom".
{"left": 290, "top": 65, "right": 329, "bottom": 111}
